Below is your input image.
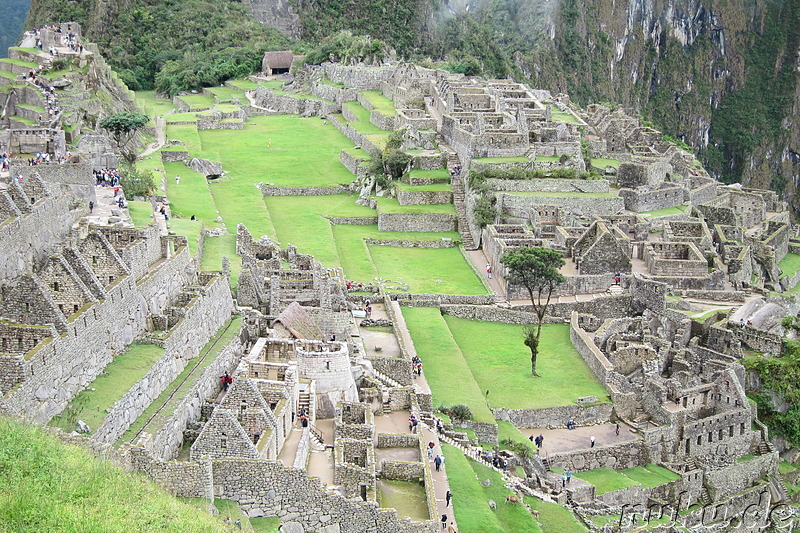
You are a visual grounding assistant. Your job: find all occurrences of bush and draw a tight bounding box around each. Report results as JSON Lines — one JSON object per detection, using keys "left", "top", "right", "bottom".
{"left": 120, "top": 162, "right": 156, "bottom": 197}
{"left": 473, "top": 193, "right": 497, "bottom": 228}
{"left": 445, "top": 404, "right": 473, "bottom": 421}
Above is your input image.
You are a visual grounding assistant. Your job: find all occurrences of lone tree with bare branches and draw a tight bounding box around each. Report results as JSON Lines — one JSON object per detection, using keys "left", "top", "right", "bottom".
{"left": 500, "top": 247, "right": 565, "bottom": 376}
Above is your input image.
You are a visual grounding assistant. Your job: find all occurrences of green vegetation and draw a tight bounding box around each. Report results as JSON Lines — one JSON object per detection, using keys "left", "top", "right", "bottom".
{"left": 128, "top": 200, "right": 155, "bottom": 227}
{"left": 779, "top": 253, "right": 800, "bottom": 278}
{"left": 444, "top": 317, "right": 608, "bottom": 408}
{"left": 402, "top": 308, "right": 494, "bottom": 422}
{"left": 0, "top": 417, "right": 229, "bottom": 532}
{"left": 591, "top": 158, "right": 621, "bottom": 169}
{"left": 442, "top": 443, "right": 543, "bottom": 532}
{"left": 367, "top": 246, "right": 487, "bottom": 294}
{"left": 639, "top": 204, "right": 689, "bottom": 218}
{"left": 620, "top": 464, "right": 681, "bottom": 488}
{"left": 745, "top": 340, "right": 800, "bottom": 447}
{"left": 360, "top": 90, "right": 396, "bottom": 116}
{"left": 575, "top": 468, "right": 640, "bottom": 494}
{"left": 50, "top": 344, "right": 165, "bottom": 433}
{"left": 0, "top": 0, "right": 28, "bottom": 60}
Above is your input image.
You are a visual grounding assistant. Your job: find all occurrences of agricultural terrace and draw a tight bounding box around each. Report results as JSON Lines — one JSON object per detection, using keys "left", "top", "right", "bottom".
{"left": 135, "top": 88, "right": 486, "bottom": 295}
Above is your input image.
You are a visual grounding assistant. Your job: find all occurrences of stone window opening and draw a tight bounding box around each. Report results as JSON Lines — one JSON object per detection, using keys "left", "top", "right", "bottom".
{"left": 740, "top": 423, "right": 745, "bottom": 435}
{"left": 109, "top": 275, "right": 114, "bottom": 283}
{"left": 92, "top": 256, "right": 97, "bottom": 265}
{"left": 53, "top": 281, "right": 59, "bottom": 292}
{"left": 719, "top": 429, "right": 724, "bottom": 440}
{"left": 25, "top": 303, "right": 30, "bottom": 313}
{"left": 326, "top": 361, "right": 330, "bottom": 370}
{"left": 697, "top": 435, "right": 702, "bottom": 445}
{"left": 729, "top": 426, "right": 734, "bottom": 437}
{"left": 73, "top": 304, "right": 79, "bottom": 313}
{"left": 708, "top": 432, "right": 713, "bottom": 443}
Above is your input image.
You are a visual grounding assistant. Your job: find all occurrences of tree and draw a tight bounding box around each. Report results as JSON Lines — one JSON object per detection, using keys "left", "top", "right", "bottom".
{"left": 119, "top": 162, "right": 156, "bottom": 197}
{"left": 99, "top": 112, "right": 150, "bottom": 163}
{"left": 500, "top": 247, "right": 566, "bottom": 376}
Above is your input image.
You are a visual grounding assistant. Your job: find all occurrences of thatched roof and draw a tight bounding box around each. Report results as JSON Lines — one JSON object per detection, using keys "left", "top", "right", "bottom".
{"left": 262, "top": 51, "right": 295, "bottom": 70}
{"left": 273, "top": 302, "right": 322, "bottom": 340}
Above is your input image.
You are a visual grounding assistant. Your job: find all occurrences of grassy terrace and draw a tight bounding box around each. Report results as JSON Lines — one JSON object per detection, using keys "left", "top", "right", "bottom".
{"left": 779, "top": 253, "right": 800, "bottom": 278}
{"left": 395, "top": 182, "right": 452, "bottom": 192}
{"left": 50, "top": 344, "right": 166, "bottom": 433}
{"left": 444, "top": 318, "right": 609, "bottom": 409}
{"left": 176, "top": 93, "right": 216, "bottom": 110}
{"left": 0, "top": 418, "right": 229, "bottom": 532}
{"left": 136, "top": 90, "right": 178, "bottom": 117}
{"left": 10, "top": 116, "right": 37, "bottom": 126}
{"left": 368, "top": 246, "right": 487, "bottom": 294}
{"left": 205, "top": 86, "right": 246, "bottom": 102}
{"left": 443, "top": 442, "right": 579, "bottom": 533}
{"left": 0, "top": 57, "right": 38, "bottom": 68}
{"left": 360, "top": 90, "right": 396, "bottom": 116}
{"left": 182, "top": 499, "right": 280, "bottom": 532}
{"left": 407, "top": 169, "right": 450, "bottom": 180}
{"left": 15, "top": 103, "right": 46, "bottom": 113}
{"left": 128, "top": 200, "right": 155, "bottom": 228}
{"left": 403, "top": 308, "right": 495, "bottom": 421}
{"left": 576, "top": 464, "right": 680, "bottom": 494}
{"left": 0, "top": 69, "right": 18, "bottom": 79}
{"left": 167, "top": 218, "right": 203, "bottom": 256}
{"left": 640, "top": 204, "right": 689, "bottom": 217}
{"left": 119, "top": 316, "right": 243, "bottom": 445}
{"left": 201, "top": 235, "right": 241, "bottom": 288}
{"left": 591, "top": 158, "right": 621, "bottom": 168}
{"left": 549, "top": 105, "right": 582, "bottom": 125}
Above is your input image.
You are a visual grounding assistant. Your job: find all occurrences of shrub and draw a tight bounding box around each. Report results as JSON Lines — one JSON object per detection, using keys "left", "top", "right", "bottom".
{"left": 445, "top": 404, "right": 473, "bottom": 421}
{"left": 120, "top": 162, "right": 156, "bottom": 197}
{"left": 473, "top": 193, "right": 497, "bottom": 228}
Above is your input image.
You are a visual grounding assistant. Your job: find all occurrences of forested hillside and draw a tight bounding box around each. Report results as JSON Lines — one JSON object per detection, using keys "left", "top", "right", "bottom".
{"left": 0, "top": 0, "right": 31, "bottom": 58}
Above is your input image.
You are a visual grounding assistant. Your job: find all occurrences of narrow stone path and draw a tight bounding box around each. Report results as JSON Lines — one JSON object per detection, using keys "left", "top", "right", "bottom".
{"left": 86, "top": 184, "right": 133, "bottom": 227}
{"left": 140, "top": 116, "right": 165, "bottom": 157}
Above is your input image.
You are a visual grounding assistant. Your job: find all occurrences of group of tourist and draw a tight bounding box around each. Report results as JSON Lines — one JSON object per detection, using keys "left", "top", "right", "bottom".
{"left": 408, "top": 413, "right": 419, "bottom": 433}
{"left": 64, "top": 32, "right": 84, "bottom": 54}
{"left": 412, "top": 354, "right": 423, "bottom": 377}
{"left": 93, "top": 168, "right": 120, "bottom": 187}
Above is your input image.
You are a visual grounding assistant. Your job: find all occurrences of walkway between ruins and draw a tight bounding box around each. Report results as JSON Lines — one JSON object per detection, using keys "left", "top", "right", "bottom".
{"left": 140, "top": 116, "right": 165, "bottom": 157}
{"left": 465, "top": 248, "right": 508, "bottom": 299}
{"left": 86, "top": 184, "right": 133, "bottom": 227}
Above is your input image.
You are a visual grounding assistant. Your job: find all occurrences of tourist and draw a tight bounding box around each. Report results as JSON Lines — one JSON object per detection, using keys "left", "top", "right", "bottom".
{"left": 566, "top": 420, "right": 575, "bottom": 430}
{"left": 434, "top": 455, "right": 443, "bottom": 471}
{"left": 447, "top": 523, "right": 456, "bottom": 533}
{"left": 221, "top": 372, "right": 232, "bottom": 391}
{"left": 175, "top": 175, "right": 180, "bottom": 185}
{"left": 234, "top": 518, "right": 242, "bottom": 529}
{"left": 561, "top": 474, "right": 566, "bottom": 488}
{"left": 616, "top": 422, "right": 620, "bottom": 436}
{"left": 590, "top": 435, "right": 595, "bottom": 448}
{"left": 528, "top": 434, "right": 534, "bottom": 442}
{"left": 365, "top": 304, "right": 372, "bottom": 318}
{"left": 486, "top": 262, "right": 492, "bottom": 279}
{"left": 191, "top": 215, "right": 196, "bottom": 221}
{"left": 89, "top": 201, "right": 93, "bottom": 212}
{"left": 300, "top": 413, "right": 308, "bottom": 428}
{"left": 445, "top": 490, "right": 452, "bottom": 507}
{"left": 566, "top": 471, "right": 572, "bottom": 484}
{"left": 440, "top": 513, "right": 447, "bottom": 529}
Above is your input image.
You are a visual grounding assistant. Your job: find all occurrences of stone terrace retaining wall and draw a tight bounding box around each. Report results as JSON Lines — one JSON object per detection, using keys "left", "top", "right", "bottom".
{"left": 149, "top": 336, "right": 245, "bottom": 460}
{"left": 570, "top": 312, "right": 614, "bottom": 386}
{"left": 254, "top": 87, "right": 339, "bottom": 116}
{"left": 395, "top": 189, "right": 453, "bottom": 206}
{"left": 92, "top": 275, "right": 234, "bottom": 443}
{"left": 260, "top": 184, "right": 349, "bottom": 196}
{"left": 365, "top": 238, "right": 457, "bottom": 248}
{"left": 412, "top": 153, "right": 446, "bottom": 171}
{"left": 498, "top": 192, "right": 624, "bottom": 218}
{"left": 493, "top": 403, "right": 613, "bottom": 429}
{"left": 369, "top": 356, "right": 412, "bottom": 386}
{"left": 328, "top": 216, "right": 379, "bottom": 225}
{"left": 340, "top": 149, "right": 371, "bottom": 178}
{"left": 381, "top": 461, "right": 425, "bottom": 481}
{"left": 329, "top": 114, "right": 382, "bottom": 156}
{"left": 377, "top": 212, "right": 457, "bottom": 232}
{"left": 489, "top": 178, "right": 609, "bottom": 193}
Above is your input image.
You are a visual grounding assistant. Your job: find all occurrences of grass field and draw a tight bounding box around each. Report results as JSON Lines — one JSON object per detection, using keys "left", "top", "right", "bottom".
{"left": 444, "top": 317, "right": 609, "bottom": 409}
{"left": 0, "top": 418, "right": 229, "bottom": 532}
{"left": 640, "top": 204, "right": 689, "bottom": 217}
{"left": 128, "top": 200, "right": 155, "bottom": 227}
{"left": 473, "top": 156, "right": 530, "bottom": 164}
{"left": 402, "top": 308, "right": 495, "bottom": 422}
{"left": 201, "top": 235, "right": 240, "bottom": 288}
{"left": 779, "top": 253, "right": 800, "bottom": 278}
{"left": 50, "top": 344, "right": 165, "bottom": 433}
{"left": 360, "top": 90, "right": 396, "bottom": 117}
{"left": 369, "top": 246, "right": 487, "bottom": 294}
{"left": 442, "top": 443, "right": 543, "bottom": 532}
{"left": 591, "top": 158, "right": 621, "bottom": 169}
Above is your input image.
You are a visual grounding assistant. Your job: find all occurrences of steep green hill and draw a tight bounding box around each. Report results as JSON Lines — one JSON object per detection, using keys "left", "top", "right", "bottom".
{"left": 0, "top": 417, "right": 228, "bottom": 532}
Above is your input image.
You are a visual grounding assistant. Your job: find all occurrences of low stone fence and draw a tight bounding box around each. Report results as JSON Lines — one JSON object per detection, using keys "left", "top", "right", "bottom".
{"left": 469, "top": 158, "right": 533, "bottom": 173}
{"left": 340, "top": 148, "right": 371, "bottom": 178}
{"left": 396, "top": 295, "right": 495, "bottom": 307}
{"left": 498, "top": 192, "right": 625, "bottom": 218}
{"left": 365, "top": 238, "right": 457, "bottom": 248}
{"left": 377, "top": 433, "right": 419, "bottom": 448}
{"left": 412, "top": 153, "right": 446, "bottom": 171}
{"left": 161, "top": 149, "right": 188, "bottom": 162}
{"left": 377, "top": 212, "right": 457, "bottom": 232}
{"left": 673, "top": 289, "right": 746, "bottom": 302}
{"left": 369, "top": 356, "right": 412, "bottom": 386}
{"left": 259, "top": 184, "right": 349, "bottom": 196}
{"left": 453, "top": 419, "right": 498, "bottom": 443}
{"left": 381, "top": 460, "right": 425, "bottom": 481}
{"left": 493, "top": 403, "right": 613, "bottom": 429}
{"left": 570, "top": 312, "right": 614, "bottom": 387}
{"left": 328, "top": 216, "right": 379, "bottom": 225}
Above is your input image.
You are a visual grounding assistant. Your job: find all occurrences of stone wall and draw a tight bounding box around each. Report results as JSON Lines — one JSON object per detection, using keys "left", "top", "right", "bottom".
{"left": 548, "top": 440, "right": 645, "bottom": 473}
{"left": 381, "top": 461, "right": 425, "bottom": 481}
{"left": 704, "top": 452, "right": 778, "bottom": 502}
{"left": 395, "top": 189, "right": 453, "bottom": 206}
{"left": 365, "top": 238, "right": 456, "bottom": 249}
{"left": 570, "top": 312, "right": 614, "bottom": 386}
{"left": 377, "top": 212, "right": 457, "bottom": 232}
{"left": 260, "top": 184, "right": 349, "bottom": 196}
{"left": 368, "top": 356, "right": 412, "bottom": 386}
{"left": 82, "top": 274, "right": 234, "bottom": 443}
{"left": 493, "top": 403, "right": 613, "bottom": 429}
{"left": 488, "top": 178, "right": 609, "bottom": 194}
{"left": 497, "top": 192, "right": 624, "bottom": 218}
{"left": 618, "top": 186, "right": 685, "bottom": 212}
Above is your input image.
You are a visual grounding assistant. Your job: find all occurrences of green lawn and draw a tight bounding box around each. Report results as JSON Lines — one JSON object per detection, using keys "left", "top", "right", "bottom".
{"left": 167, "top": 218, "right": 203, "bottom": 256}
{"left": 50, "top": 344, "right": 166, "bottom": 433}
{"left": 444, "top": 318, "right": 609, "bottom": 409}
{"left": 166, "top": 112, "right": 201, "bottom": 123}
{"left": 205, "top": 86, "right": 246, "bottom": 102}
{"left": 166, "top": 123, "right": 203, "bottom": 153}
{"left": 525, "top": 497, "right": 588, "bottom": 532}
{"left": 591, "top": 158, "right": 621, "bottom": 169}
{"left": 407, "top": 169, "right": 450, "bottom": 180}
{"left": 265, "top": 195, "right": 375, "bottom": 267}
{"left": 162, "top": 161, "right": 220, "bottom": 225}
{"left": 360, "top": 90, "right": 396, "bottom": 117}
{"left": 0, "top": 57, "right": 38, "bottom": 68}
{"left": 402, "top": 308, "right": 494, "bottom": 422}
{"left": 369, "top": 246, "right": 487, "bottom": 294}
{"left": 199, "top": 115, "right": 356, "bottom": 187}
{"left": 176, "top": 93, "right": 216, "bottom": 110}
{"left": 640, "top": 204, "right": 689, "bottom": 217}
{"left": 0, "top": 418, "right": 229, "bottom": 532}
{"left": 136, "top": 90, "right": 178, "bottom": 116}
{"left": 779, "top": 253, "right": 800, "bottom": 278}
{"left": 549, "top": 106, "right": 582, "bottom": 125}
{"left": 576, "top": 468, "right": 639, "bottom": 495}
{"left": 620, "top": 464, "right": 681, "bottom": 489}
{"left": 442, "top": 443, "right": 542, "bottom": 533}
{"left": 128, "top": 200, "right": 155, "bottom": 227}
{"left": 201, "top": 235, "right": 240, "bottom": 288}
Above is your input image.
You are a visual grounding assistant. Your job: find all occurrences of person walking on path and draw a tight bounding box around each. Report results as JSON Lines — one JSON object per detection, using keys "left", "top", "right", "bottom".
{"left": 561, "top": 474, "right": 567, "bottom": 489}
{"left": 566, "top": 471, "right": 572, "bottom": 484}
{"left": 445, "top": 490, "right": 452, "bottom": 507}
{"left": 434, "top": 455, "right": 443, "bottom": 471}
{"left": 590, "top": 435, "right": 596, "bottom": 448}
{"left": 89, "top": 200, "right": 93, "bottom": 212}
{"left": 616, "top": 422, "right": 620, "bottom": 436}
{"left": 175, "top": 175, "right": 180, "bottom": 185}
{"left": 486, "top": 262, "right": 492, "bottom": 279}
{"left": 441, "top": 514, "right": 447, "bottom": 529}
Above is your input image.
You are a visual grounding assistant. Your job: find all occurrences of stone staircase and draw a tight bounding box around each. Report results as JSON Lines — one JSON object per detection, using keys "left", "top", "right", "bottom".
{"left": 607, "top": 284, "right": 624, "bottom": 295}
{"left": 756, "top": 438, "right": 775, "bottom": 455}
{"left": 698, "top": 487, "right": 712, "bottom": 506}
{"left": 437, "top": 137, "right": 477, "bottom": 250}
{"left": 298, "top": 387, "right": 311, "bottom": 418}
{"left": 373, "top": 368, "right": 402, "bottom": 389}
